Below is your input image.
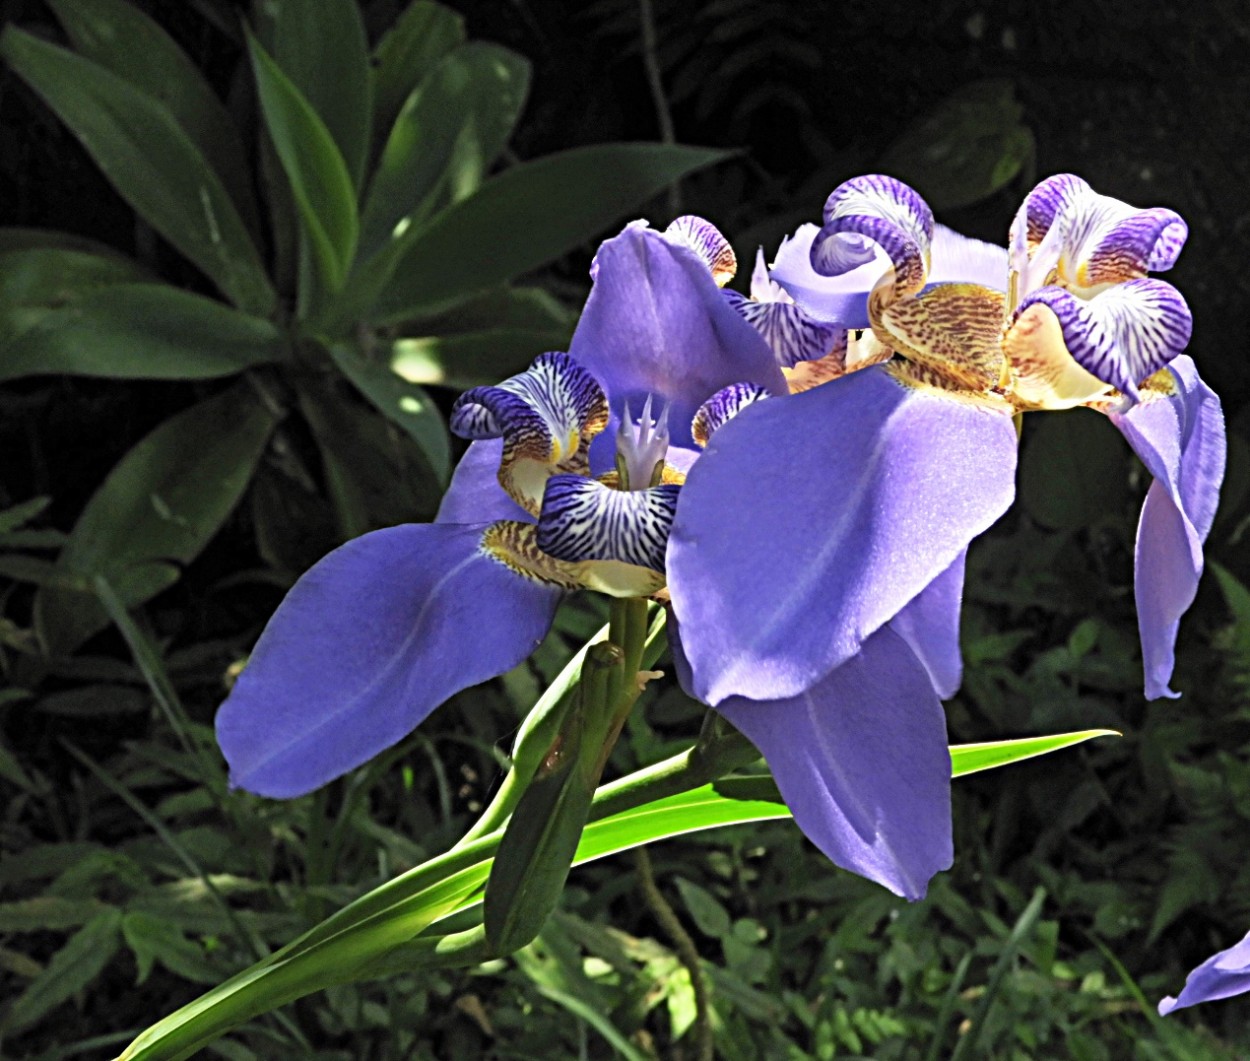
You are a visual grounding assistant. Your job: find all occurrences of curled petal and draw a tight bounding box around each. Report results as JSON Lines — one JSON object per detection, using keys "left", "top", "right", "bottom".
{"left": 1108, "top": 355, "right": 1225, "bottom": 698}
{"left": 711, "top": 625, "right": 953, "bottom": 900}
{"left": 663, "top": 215, "right": 737, "bottom": 286}
{"left": 668, "top": 365, "right": 1018, "bottom": 706}
{"left": 772, "top": 223, "right": 1003, "bottom": 329}
{"left": 1012, "top": 174, "right": 1188, "bottom": 293}
{"left": 537, "top": 475, "right": 680, "bottom": 573}
{"left": 890, "top": 550, "right": 966, "bottom": 699}
{"left": 1159, "top": 929, "right": 1250, "bottom": 1015}
{"left": 216, "top": 523, "right": 562, "bottom": 798}
{"left": 1005, "top": 279, "right": 1192, "bottom": 407}
{"left": 450, "top": 352, "right": 609, "bottom": 515}
{"left": 725, "top": 288, "right": 847, "bottom": 368}
{"left": 812, "top": 175, "right": 935, "bottom": 297}
{"left": 571, "top": 222, "right": 785, "bottom": 458}
{"left": 692, "top": 381, "right": 772, "bottom": 447}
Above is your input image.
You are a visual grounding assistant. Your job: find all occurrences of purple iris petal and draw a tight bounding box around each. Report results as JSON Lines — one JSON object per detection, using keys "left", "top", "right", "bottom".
{"left": 1159, "top": 928, "right": 1250, "bottom": 1015}
{"left": 772, "top": 223, "right": 1005, "bottom": 328}
{"left": 436, "top": 440, "right": 532, "bottom": 524}
{"left": 570, "top": 221, "right": 785, "bottom": 458}
{"left": 890, "top": 550, "right": 967, "bottom": 700}
{"left": 667, "top": 365, "right": 1018, "bottom": 706}
{"left": 1108, "top": 355, "right": 1225, "bottom": 698}
{"left": 216, "top": 523, "right": 561, "bottom": 797}
{"left": 714, "top": 625, "right": 953, "bottom": 900}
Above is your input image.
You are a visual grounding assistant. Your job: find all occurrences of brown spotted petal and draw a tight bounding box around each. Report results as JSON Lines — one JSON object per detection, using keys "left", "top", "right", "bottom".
{"left": 664, "top": 215, "right": 738, "bottom": 286}
{"left": 450, "top": 352, "right": 609, "bottom": 516}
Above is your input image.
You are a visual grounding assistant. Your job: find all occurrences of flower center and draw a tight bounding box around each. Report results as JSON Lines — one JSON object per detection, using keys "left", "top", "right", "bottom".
{"left": 615, "top": 396, "right": 670, "bottom": 490}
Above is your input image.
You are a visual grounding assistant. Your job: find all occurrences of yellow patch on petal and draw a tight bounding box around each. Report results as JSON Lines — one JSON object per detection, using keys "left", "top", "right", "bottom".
{"left": 874, "top": 283, "right": 1007, "bottom": 394}
{"left": 1082, "top": 363, "right": 1178, "bottom": 414}
{"left": 1001, "top": 302, "right": 1112, "bottom": 411}
{"left": 597, "top": 464, "right": 686, "bottom": 489}
{"left": 482, "top": 520, "right": 665, "bottom": 598}
{"left": 783, "top": 330, "right": 893, "bottom": 394}
{"left": 883, "top": 360, "right": 1014, "bottom": 413}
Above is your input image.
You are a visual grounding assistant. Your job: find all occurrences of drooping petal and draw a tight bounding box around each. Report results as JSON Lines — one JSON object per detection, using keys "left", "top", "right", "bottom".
{"left": 571, "top": 221, "right": 786, "bottom": 458}
{"left": 771, "top": 222, "right": 1004, "bottom": 329}
{"left": 1012, "top": 174, "right": 1188, "bottom": 294}
{"left": 811, "top": 175, "right": 935, "bottom": 298}
{"left": 537, "top": 474, "right": 680, "bottom": 573}
{"left": 713, "top": 625, "right": 954, "bottom": 900}
{"left": 890, "top": 550, "right": 966, "bottom": 699}
{"left": 216, "top": 523, "right": 562, "bottom": 798}
{"left": 1159, "top": 929, "right": 1250, "bottom": 1015}
{"left": 663, "top": 215, "right": 737, "bottom": 286}
{"left": 1004, "top": 279, "right": 1192, "bottom": 407}
{"left": 436, "top": 440, "right": 533, "bottom": 524}
{"left": 450, "top": 351, "right": 609, "bottom": 515}
{"left": 668, "top": 364, "right": 1018, "bottom": 706}
{"left": 1107, "top": 355, "right": 1225, "bottom": 698}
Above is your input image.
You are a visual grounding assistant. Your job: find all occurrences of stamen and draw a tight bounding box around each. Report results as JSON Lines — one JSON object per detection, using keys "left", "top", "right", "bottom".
{"left": 615, "top": 396, "right": 671, "bottom": 489}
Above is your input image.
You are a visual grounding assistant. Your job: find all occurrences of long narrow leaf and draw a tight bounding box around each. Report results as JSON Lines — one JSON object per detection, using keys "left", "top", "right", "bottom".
{"left": 370, "top": 0, "right": 465, "bottom": 144}
{"left": 0, "top": 27, "right": 274, "bottom": 315}
{"left": 45, "top": 0, "right": 258, "bottom": 229}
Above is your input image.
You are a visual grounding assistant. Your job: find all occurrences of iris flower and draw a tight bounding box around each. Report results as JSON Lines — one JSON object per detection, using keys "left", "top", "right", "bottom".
{"left": 1159, "top": 929, "right": 1250, "bottom": 1014}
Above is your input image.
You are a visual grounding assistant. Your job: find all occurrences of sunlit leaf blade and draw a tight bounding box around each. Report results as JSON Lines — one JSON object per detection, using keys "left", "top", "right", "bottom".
{"left": 360, "top": 42, "right": 531, "bottom": 257}
{"left": 0, "top": 27, "right": 274, "bottom": 316}
{"left": 35, "top": 381, "right": 279, "bottom": 654}
{"left": 328, "top": 344, "right": 450, "bottom": 483}
{"left": 248, "top": 34, "right": 359, "bottom": 300}
{"left": 109, "top": 728, "right": 1115, "bottom": 1061}
{"left": 0, "top": 280, "right": 281, "bottom": 381}
{"left": 370, "top": 0, "right": 466, "bottom": 148}
{"left": 389, "top": 327, "right": 574, "bottom": 390}
{"left": 45, "top": 0, "right": 259, "bottom": 230}
{"left": 253, "top": 0, "right": 371, "bottom": 192}
{"left": 948, "top": 729, "right": 1120, "bottom": 776}
{"left": 372, "top": 143, "right": 732, "bottom": 322}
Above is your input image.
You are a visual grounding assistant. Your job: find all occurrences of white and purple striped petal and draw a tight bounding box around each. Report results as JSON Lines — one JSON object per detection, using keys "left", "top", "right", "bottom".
{"left": 667, "top": 365, "right": 1018, "bottom": 706}
{"left": 812, "top": 175, "right": 935, "bottom": 296}
{"left": 537, "top": 475, "right": 680, "bottom": 573}
{"left": 217, "top": 523, "right": 562, "bottom": 797}
{"left": 710, "top": 625, "right": 953, "bottom": 900}
{"left": 570, "top": 221, "right": 786, "bottom": 462}
{"left": 1006, "top": 279, "right": 1192, "bottom": 407}
{"left": 1159, "top": 928, "right": 1250, "bottom": 1015}
{"left": 1012, "top": 174, "right": 1188, "bottom": 293}
{"left": 450, "top": 351, "right": 609, "bottom": 514}
{"left": 1107, "top": 355, "right": 1225, "bottom": 699}
{"left": 663, "top": 215, "right": 737, "bottom": 286}
{"left": 691, "top": 381, "right": 771, "bottom": 447}
{"left": 725, "top": 288, "right": 847, "bottom": 368}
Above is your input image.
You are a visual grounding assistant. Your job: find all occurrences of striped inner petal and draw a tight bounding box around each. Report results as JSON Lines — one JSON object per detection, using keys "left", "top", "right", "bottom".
{"left": 692, "top": 381, "right": 771, "bottom": 446}
{"left": 664, "top": 215, "right": 737, "bottom": 286}
{"left": 537, "top": 474, "right": 680, "bottom": 574}
{"left": 725, "top": 289, "right": 847, "bottom": 368}
{"left": 811, "top": 175, "right": 935, "bottom": 298}
{"left": 450, "top": 352, "right": 609, "bottom": 515}
{"left": 1004, "top": 279, "right": 1192, "bottom": 408}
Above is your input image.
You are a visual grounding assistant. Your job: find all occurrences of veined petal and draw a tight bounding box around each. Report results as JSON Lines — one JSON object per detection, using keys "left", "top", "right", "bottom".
{"left": 450, "top": 352, "right": 609, "bottom": 515}
{"left": 812, "top": 175, "right": 935, "bottom": 297}
{"left": 537, "top": 474, "right": 679, "bottom": 573}
{"left": 890, "top": 550, "right": 966, "bottom": 699}
{"left": 1159, "top": 928, "right": 1250, "bottom": 1015}
{"left": 1108, "top": 355, "right": 1225, "bottom": 698}
{"left": 713, "top": 625, "right": 953, "bottom": 900}
{"left": 663, "top": 215, "right": 737, "bottom": 286}
{"left": 691, "top": 381, "right": 771, "bottom": 447}
{"left": 1004, "top": 279, "right": 1192, "bottom": 407}
{"left": 667, "top": 365, "right": 1018, "bottom": 706}
{"left": 571, "top": 221, "right": 785, "bottom": 456}
{"left": 216, "top": 523, "right": 562, "bottom": 798}
{"left": 1012, "top": 174, "right": 1188, "bottom": 293}
{"left": 492, "top": 516, "right": 666, "bottom": 598}
{"left": 725, "top": 289, "right": 848, "bottom": 368}
{"left": 436, "top": 440, "right": 533, "bottom": 524}
{"left": 929, "top": 224, "right": 1009, "bottom": 290}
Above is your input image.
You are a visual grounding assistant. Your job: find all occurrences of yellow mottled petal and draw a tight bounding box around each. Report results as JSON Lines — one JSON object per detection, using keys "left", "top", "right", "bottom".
{"left": 482, "top": 520, "right": 664, "bottom": 598}
{"left": 883, "top": 360, "right": 1014, "bottom": 412}
{"left": 875, "top": 283, "right": 1007, "bottom": 393}
{"left": 1001, "top": 302, "right": 1112, "bottom": 410}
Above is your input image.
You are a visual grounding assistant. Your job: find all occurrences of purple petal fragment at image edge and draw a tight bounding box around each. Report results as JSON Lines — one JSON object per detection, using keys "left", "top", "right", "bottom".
{"left": 714, "top": 625, "right": 953, "bottom": 900}
{"left": 217, "top": 523, "right": 561, "bottom": 797}
{"left": 1108, "top": 355, "right": 1225, "bottom": 698}
{"left": 667, "top": 366, "right": 1017, "bottom": 705}
{"left": 1159, "top": 928, "right": 1250, "bottom": 1015}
